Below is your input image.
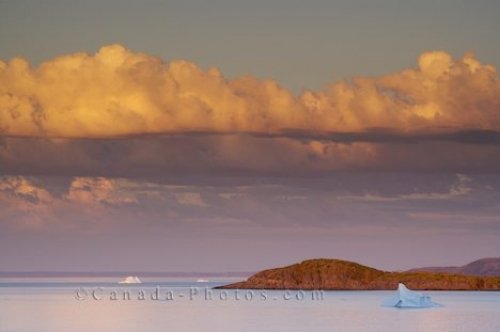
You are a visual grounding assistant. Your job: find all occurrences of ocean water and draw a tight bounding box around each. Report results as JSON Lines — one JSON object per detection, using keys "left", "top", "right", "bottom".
{"left": 1, "top": 278, "right": 499, "bottom": 332}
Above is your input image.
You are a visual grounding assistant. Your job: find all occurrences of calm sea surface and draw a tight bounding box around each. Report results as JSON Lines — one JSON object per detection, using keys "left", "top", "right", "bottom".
{"left": 1, "top": 278, "right": 499, "bottom": 332}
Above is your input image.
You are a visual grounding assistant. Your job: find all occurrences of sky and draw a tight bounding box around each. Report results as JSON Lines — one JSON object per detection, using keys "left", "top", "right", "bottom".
{"left": 1, "top": 0, "right": 500, "bottom": 273}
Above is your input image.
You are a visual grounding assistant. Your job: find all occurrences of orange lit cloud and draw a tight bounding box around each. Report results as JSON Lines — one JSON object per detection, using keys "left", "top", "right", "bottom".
{"left": 66, "top": 177, "right": 137, "bottom": 205}
{"left": 0, "top": 176, "right": 53, "bottom": 229}
{"left": 1, "top": 45, "right": 499, "bottom": 139}
{"left": 1, "top": 45, "right": 500, "bottom": 175}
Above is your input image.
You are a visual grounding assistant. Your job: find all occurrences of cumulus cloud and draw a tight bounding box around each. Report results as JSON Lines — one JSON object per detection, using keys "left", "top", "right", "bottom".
{"left": 0, "top": 176, "right": 52, "bottom": 205}
{"left": 1, "top": 45, "right": 499, "bottom": 139}
{"left": 0, "top": 176, "right": 53, "bottom": 229}
{"left": 0, "top": 175, "right": 216, "bottom": 231}
{"left": 66, "top": 177, "right": 137, "bottom": 205}
{"left": 1, "top": 174, "right": 499, "bottom": 236}
{"left": 1, "top": 45, "right": 500, "bottom": 175}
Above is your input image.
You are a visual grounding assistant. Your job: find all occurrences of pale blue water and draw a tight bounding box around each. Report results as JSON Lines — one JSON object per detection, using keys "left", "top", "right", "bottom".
{"left": 1, "top": 278, "right": 499, "bottom": 332}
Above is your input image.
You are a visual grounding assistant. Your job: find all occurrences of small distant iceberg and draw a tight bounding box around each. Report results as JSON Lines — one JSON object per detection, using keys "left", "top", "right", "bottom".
{"left": 118, "top": 276, "right": 142, "bottom": 284}
{"left": 196, "top": 279, "right": 209, "bottom": 282}
{"left": 382, "top": 283, "right": 441, "bottom": 308}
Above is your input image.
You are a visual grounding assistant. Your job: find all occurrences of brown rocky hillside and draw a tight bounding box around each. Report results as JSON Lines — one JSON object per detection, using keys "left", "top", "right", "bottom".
{"left": 217, "top": 259, "right": 500, "bottom": 290}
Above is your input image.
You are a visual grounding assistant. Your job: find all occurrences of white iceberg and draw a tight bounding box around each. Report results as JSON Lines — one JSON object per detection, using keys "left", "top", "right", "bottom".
{"left": 118, "top": 276, "right": 142, "bottom": 284}
{"left": 382, "top": 283, "right": 441, "bottom": 308}
{"left": 196, "top": 279, "right": 209, "bottom": 282}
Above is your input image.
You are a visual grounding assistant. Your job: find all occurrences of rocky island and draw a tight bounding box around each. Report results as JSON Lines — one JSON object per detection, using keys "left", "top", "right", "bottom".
{"left": 216, "top": 259, "right": 500, "bottom": 290}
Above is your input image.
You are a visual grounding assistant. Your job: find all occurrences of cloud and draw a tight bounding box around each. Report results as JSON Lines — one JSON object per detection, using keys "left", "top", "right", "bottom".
{"left": 0, "top": 176, "right": 213, "bottom": 231}
{"left": 1, "top": 45, "right": 499, "bottom": 138}
{"left": 66, "top": 177, "right": 137, "bottom": 205}
{"left": 0, "top": 176, "right": 53, "bottom": 229}
{"left": 0, "top": 176, "right": 139, "bottom": 231}
{"left": 0, "top": 176, "right": 53, "bottom": 205}
{"left": 174, "top": 192, "right": 207, "bottom": 207}
{"left": 219, "top": 192, "right": 246, "bottom": 200}
{"left": 1, "top": 174, "right": 499, "bottom": 238}
{"left": 1, "top": 45, "right": 500, "bottom": 175}
{"left": 340, "top": 174, "right": 472, "bottom": 202}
